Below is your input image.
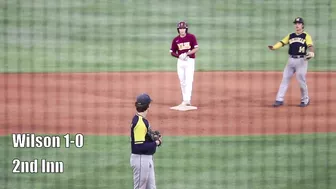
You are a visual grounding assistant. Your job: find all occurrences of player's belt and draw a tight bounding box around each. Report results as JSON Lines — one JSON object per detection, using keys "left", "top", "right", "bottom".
{"left": 290, "top": 55, "right": 305, "bottom": 58}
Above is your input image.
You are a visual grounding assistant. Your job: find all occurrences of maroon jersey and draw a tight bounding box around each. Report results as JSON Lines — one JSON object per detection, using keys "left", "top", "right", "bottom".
{"left": 170, "top": 33, "right": 198, "bottom": 59}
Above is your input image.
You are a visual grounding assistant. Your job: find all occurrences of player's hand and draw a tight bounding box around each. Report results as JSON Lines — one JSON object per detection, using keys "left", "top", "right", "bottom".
{"left": 308, "top": 52, "right": 315, "bottom": 58}
{"left": 179, "top": 53, "right": 187, "bottom": 60}
{"left": 305, "top": 52, "right": 315, "bottom": 60}
{"left": 268, "top": 45, "right": 274, "bottom": 50}
{"left": 155, "top": 137, "right": 162, "bottom": 146}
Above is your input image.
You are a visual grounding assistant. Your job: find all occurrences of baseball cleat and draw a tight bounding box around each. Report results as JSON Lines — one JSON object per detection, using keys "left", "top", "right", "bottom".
{"left": 273, "top": 101, "right": 284, "bottom": 107}
{"left": 179, "top": 101, "right": 191, "bottom": 106}
{"left": 179, "top": 101, "right": 186, "bottom": 106}
{"left": 184, "top": 101, "right": 191, "bottom": 106}
{"left": 299, "top": 100, "right": 310, "bottom": 107}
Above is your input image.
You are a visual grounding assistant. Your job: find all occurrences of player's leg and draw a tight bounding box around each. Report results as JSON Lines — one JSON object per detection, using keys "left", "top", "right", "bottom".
{"left": 183, "top": 58, "right": 195, "bottom": 105}
{"left": 295, "top": 58, "right": 309, "bottom": 106}
{"left": 130, "top": 154, "right": 150, "bottom": 189}
{"left": 274, "top": 58, "right": 295, "bottom": 106}
{"left": 146, "top": 158, "right": 156, "bottom": 189}
{"left": 177, "top": 59, "right": 187, "bottom": 104}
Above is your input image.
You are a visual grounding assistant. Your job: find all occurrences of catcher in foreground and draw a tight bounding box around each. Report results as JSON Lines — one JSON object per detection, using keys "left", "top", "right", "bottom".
{"left": 130, "top": 93, "right": 162, "bottom": 189}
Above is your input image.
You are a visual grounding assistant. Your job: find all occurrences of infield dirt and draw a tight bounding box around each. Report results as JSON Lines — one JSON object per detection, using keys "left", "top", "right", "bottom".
{"left": 1, "top": 72, "right": 335, "bottom": 136}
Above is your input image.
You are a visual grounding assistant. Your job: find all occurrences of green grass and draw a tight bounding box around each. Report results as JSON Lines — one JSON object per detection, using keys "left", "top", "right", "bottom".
{"left": 0, "top": 133, "right": 335, "bottom": 189}
{"left": 0, "top": 0, "right": 335, "bottom": 73}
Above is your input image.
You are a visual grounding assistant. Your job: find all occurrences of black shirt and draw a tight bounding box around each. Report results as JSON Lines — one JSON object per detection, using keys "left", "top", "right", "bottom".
{"left": 130, "top": 114, "right": 157, "bottom": 155}
{"left": 280, "top": 32, "right": 313, "bottom": 56}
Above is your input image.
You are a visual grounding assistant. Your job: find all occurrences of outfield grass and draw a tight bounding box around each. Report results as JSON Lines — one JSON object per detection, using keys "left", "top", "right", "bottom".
{"left": 1, "top": 1, "right": 335, "bottom": 189}
{"left": 1, "top": 0, "right": 335, "bottom": 73}
{"left": 0, "top": 133, "right": 335, "bottom": 189}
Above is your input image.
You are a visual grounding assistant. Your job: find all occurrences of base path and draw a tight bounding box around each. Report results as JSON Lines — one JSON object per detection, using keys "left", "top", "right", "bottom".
{"left": 1, "top": 72, "right": 335, "bottom": 136}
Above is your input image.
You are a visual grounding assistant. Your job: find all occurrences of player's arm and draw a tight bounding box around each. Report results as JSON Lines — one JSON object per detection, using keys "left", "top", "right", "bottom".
{"left": 305, "top": 33, "right": 315, "bottom": 59}
{"left": 306, "top": 33, "right": 314, "bottom": 52}
{"left": 170, "top": 39, "right": 179, "bottom": 58}
{"left": 133, "top": 134, "right": 157, "bottom": 154}
{"left": 268, "top": 34, "right": 290, "bottom": 50}
{"left": 186, "top": 35, "right": 199, "bottom": 56}
{"left": 308, "top": 45, "right": 314, "bottom": 53}
{"left": 144, "top": 120, "right": 162, "bottom": 146}
{"left": 170, "top": 50, "right": 179, "bottom": 58}
{"left": 186, "top": 47, "right": 198, "bottom": 56}
{"left": 133, "top": 120, "right": 158, "bottom": 153}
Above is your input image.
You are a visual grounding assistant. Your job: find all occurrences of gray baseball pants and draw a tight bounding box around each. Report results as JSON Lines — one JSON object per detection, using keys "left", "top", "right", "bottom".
{"left": 130, "top": 154, "right": 156, "bottom": 189}
{"left": 275, "top": 57, "right": 309, "bottom": 103}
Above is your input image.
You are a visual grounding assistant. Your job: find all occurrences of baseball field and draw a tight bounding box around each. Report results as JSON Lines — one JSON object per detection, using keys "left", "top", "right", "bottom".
{"left": 1, "top": 0, "right": 336, "bottom": 189}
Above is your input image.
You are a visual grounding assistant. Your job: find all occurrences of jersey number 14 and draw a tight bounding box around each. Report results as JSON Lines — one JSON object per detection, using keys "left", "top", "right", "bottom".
{"left": 299, "top": 46, "right": 305, "bottom": 53}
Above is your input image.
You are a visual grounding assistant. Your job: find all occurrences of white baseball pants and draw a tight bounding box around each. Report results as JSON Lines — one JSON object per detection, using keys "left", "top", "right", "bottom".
{"left": 177, "top": 58, "right": 195, "bottom": 103}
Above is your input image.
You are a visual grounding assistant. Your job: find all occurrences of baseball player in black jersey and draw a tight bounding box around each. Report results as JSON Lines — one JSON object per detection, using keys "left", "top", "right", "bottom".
{"left": 268, "top": 17, "right": 315, "bottom": 107}
{"left": 130, "top": 93, "right": 162, "bottom": 189}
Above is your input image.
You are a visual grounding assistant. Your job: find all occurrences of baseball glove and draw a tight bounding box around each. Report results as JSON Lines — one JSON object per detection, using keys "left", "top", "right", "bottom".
{"left": 148, "top": 128, "right": 162, "bottom": 146}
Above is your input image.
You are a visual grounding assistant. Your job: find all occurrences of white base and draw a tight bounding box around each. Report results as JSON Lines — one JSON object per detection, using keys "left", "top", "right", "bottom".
{"left": 170, "top": 105, "right": 198, "bottom": 111}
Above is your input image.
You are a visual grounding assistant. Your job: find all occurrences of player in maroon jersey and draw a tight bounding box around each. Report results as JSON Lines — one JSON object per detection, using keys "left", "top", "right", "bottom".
{"left": 170, "top": 21, "right": 199, "bottom": 106}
